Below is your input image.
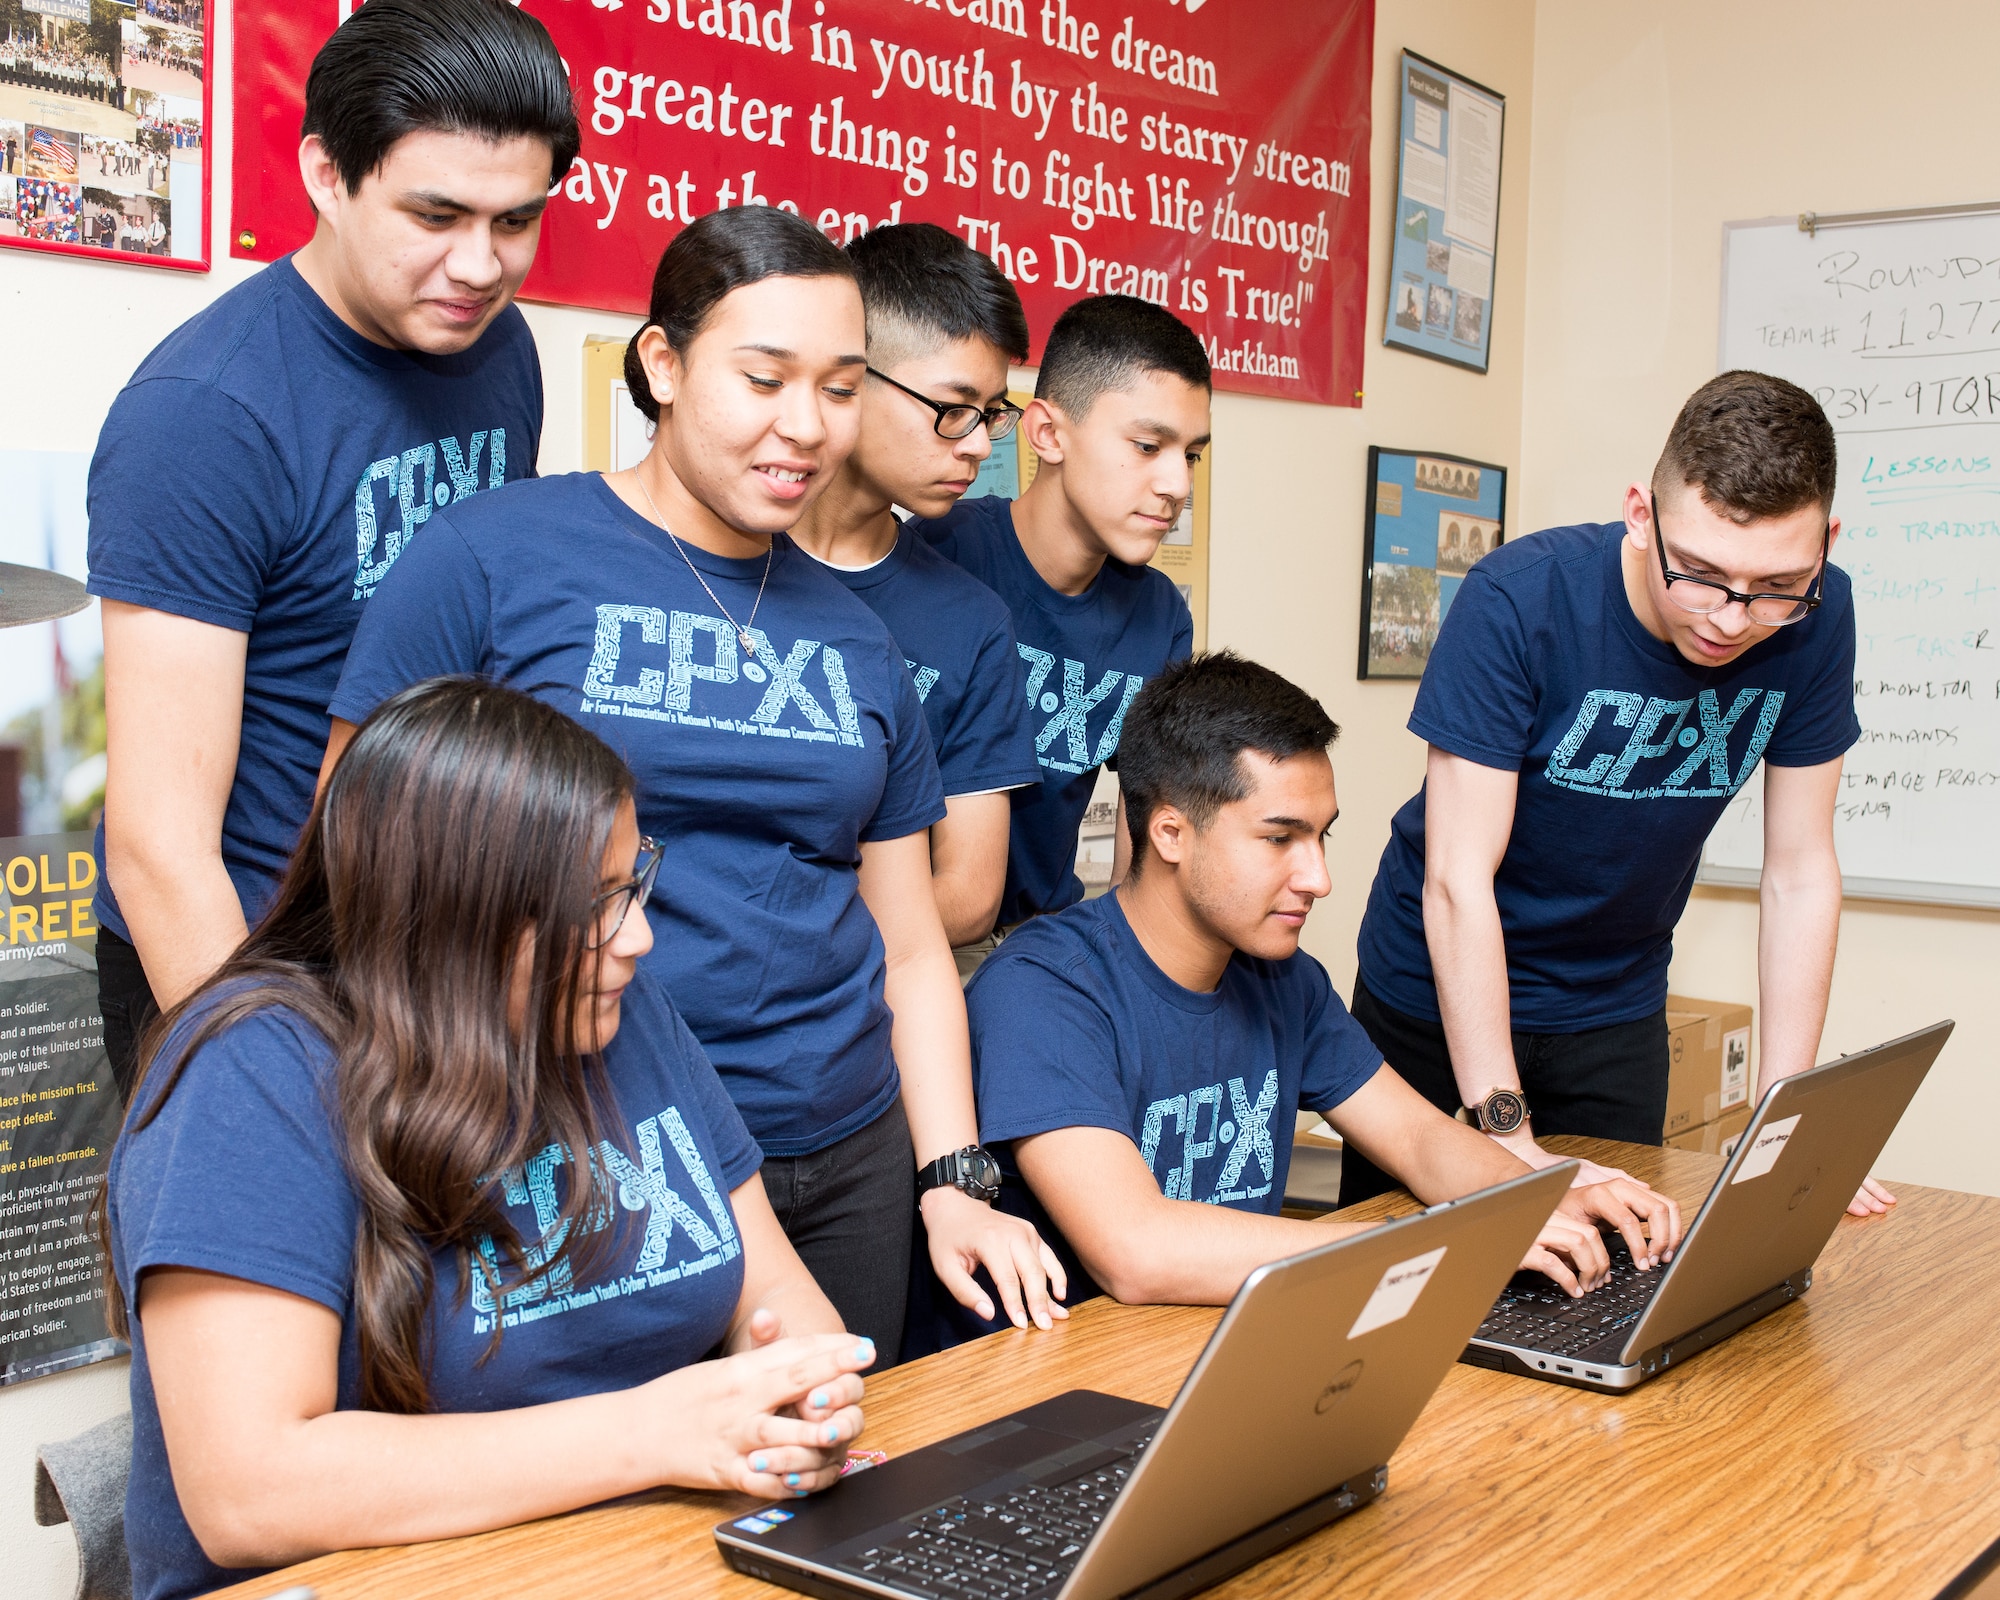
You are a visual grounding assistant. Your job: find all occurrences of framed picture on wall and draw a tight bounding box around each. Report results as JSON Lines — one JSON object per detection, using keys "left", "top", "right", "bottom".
{"left": 0, "top": 0, "right": 212, "bottom": 274}
{"left": 1359, "top": 446, "right": 1507, "bottom": 680}
{"left": 1382, "top": 50, "right": 1503, "bottom": 374}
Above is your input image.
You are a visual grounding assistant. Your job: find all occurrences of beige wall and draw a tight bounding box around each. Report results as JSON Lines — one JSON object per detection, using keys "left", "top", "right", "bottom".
{"left": 1518, "top": 0, "right": 2000, "bottom": 1199}
{"left": 1215, "top": 0, "right": 1538, "bottom": 990}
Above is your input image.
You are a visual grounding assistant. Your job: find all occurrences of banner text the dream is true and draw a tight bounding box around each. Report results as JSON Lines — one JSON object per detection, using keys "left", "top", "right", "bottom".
{"left": 235, "top": 0, "right": 1375, "bottom": 405}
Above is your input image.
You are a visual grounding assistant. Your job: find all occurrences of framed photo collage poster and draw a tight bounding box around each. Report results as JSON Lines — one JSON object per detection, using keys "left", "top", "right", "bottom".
{"left": 0, "top": 0, "right": 210, "bottom": 271}
{"left": 1360, "top": 446, "right": 1507, "bottom": 680}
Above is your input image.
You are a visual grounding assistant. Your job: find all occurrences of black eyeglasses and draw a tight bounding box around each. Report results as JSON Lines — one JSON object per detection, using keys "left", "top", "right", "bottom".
{"left": 1650, "top": 494, "right": 1828, "bottom": 627}
{"left": 866, "top": 367, "right": 1023, "bottom": 442}
{"left": 588, "top": 835, "right": 663, "bottom": 950}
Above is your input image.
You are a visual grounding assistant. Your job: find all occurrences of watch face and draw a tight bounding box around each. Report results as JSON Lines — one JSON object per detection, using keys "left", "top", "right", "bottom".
{"left": 1482, "top": 1091, "right": 1527, "bottom": 1136}
{"left": 963, "top": 1147, "right": 1002, "bottom": 1193}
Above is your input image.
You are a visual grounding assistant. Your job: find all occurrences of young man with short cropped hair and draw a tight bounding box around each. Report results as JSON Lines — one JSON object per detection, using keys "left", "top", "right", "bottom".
{"left": 909, "top": 295, "right": 1204, "bottom": 949}
{"left": 1350, "top": 372, "right": 1870, "bottom": 1210}
{"left": 904, "top": 654, "right": 1684, "bottom": 1353}
{"left": 790, "top": 224, "right": 1042, "bottom": 951}
{"left": 87, "top": 0, "right": 577, "bottom": 1097}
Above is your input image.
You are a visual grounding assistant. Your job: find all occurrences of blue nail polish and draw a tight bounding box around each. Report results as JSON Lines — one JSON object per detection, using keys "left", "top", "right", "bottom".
{"left": 751, "top": 1455, "right": 767, "bottom": 1473}
{"left": 853, "top": 1344, "right": 873, "bottom": 1362}
{"left": 825, "top": 1422, "right": 839, "bottom": 1442}
{"left": 795, "top": 1488, "right": 809, "bottom": 1498}
{"left": 787, "top": 1473, "right": 801, "bottom": 1487}
{"left": 810, "top": 1390, "right": 829, "bottom": 1409}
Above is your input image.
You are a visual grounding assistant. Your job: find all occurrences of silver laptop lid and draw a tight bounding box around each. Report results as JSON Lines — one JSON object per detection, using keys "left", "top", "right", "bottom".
{"left": 1620, "top": 1020, "right": 1951, "bottom": 1363}
{"left": 1059, "top": 1163, "right": 1574, "bottom": 1600}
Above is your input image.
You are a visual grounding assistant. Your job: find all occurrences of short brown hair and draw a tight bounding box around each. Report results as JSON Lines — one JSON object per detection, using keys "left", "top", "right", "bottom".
{"left": 1652, "top": 371, "right": 1836, "bottom": 522}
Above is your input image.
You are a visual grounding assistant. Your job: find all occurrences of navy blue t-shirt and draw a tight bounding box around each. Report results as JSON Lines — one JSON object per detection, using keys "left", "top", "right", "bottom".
{"left": 108, "top": 970, "right": 759, "bottom": 1600}
{"left": 86, "top": 256, "right": 541, "bottom": 937}
{"left": 807, "top": 525, "right": 1040, "bottom": 798}
{"left": 331, "top": 474, "right": 947, "bottom": 1157}
{"left": 1357, "top": 522, "right": 1860, "bottom": 1032}
{"left": 907, "top": 892, "right": 1382, "bottom": 1354}
{"left": 911, "top": 496, "right": 1193, "bottom": 923}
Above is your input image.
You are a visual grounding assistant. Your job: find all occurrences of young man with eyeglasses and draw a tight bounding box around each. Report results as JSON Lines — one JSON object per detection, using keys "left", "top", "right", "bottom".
{"left": 1350, "top": 372, "right": 1874, "bottom": 1212}
{"left": 791, "top": 224, "right": 1042, "bottom": 952}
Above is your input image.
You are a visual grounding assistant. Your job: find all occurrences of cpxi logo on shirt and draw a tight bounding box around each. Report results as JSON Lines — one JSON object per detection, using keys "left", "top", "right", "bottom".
{"left": 352, "top": 428, "right": 510, "bottom": 600}
{"left": 1139, "top": 1069, "right": 1280, "bottom": 1206}
{"left": 581, "top": 605, "right": 867, "bottom": 747}
{"left": 1545, "top": 686, "right": 1785, "bottom": 800}
{"left": 1018, "top": 644, "right": 1145, "bottom": 777}
{"left": 472, "top": 1104, "right": 739, "bottom": 1333}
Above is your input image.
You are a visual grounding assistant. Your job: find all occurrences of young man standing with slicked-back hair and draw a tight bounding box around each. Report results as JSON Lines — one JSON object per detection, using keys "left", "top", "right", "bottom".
{"left": 1351, "top": 372, "right": 1873, "bottom": 1212}
{"left": 791, "top": 224, "right": 1042, "bottom": 956}
{"left": 909, "top": 295, "right": 1206, "bottom": 961}
{"left": 87, "top": 0, "right": 577, "bottom": 1098}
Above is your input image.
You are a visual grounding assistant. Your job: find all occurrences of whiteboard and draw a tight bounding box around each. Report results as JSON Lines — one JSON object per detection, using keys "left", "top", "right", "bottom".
{"left": 1703, "top": 210, "right": 2000, "bottom": 907}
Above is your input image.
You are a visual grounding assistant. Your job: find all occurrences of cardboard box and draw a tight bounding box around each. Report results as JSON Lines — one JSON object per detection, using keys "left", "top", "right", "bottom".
{"left": 1664, "top": 1103, "right": 1751, "bottom": 1158}
{"left": 1663, "top": 995, "right": 1754, "bottom": 1139}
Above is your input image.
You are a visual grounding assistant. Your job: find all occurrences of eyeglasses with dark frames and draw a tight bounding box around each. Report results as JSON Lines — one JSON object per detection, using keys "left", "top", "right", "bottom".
{"left": 1650, "top": 493, "right": 1828, "bottom": 627}
{"left": 866, "top": 366, "right": 1024, "bottom": 442}
{"left": 588, "top": 835, "right": 663, "bottom": 950}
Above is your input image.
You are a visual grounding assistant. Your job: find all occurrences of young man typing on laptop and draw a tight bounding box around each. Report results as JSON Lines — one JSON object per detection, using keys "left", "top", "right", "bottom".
{"left": 905, "top": 655, "right": 1684, "bottom": 1352}
{"left": 1348, "top": 374, "right": 1870, "bottom": 1211}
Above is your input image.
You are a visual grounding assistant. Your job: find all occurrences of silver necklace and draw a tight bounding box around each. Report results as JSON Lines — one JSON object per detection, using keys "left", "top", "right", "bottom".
{"left": 632, "top": 470, "right": 773, "bottom": 658}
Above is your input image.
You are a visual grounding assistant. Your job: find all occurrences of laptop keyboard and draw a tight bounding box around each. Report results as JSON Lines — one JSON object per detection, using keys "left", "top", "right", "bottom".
{"left": 1474, "top": 1235, "right": 1664, "bottom": 1361}
{"left": 835, "top": 1428, "right": 1156, "bottom": 1600}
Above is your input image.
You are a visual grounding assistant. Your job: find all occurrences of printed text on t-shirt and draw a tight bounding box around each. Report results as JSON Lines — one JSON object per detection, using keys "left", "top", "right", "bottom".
{"left": 581, "top": 605, "right": 868, "bottom": 747}
{"left": 353, "top": 428, "right": 510, "bottom": 599}
{"left": 1138, "top": 1069, "right": 1280, "bottom": 1204}
{"left": 472, "top": 1102, "right": 740, "bottom": 1333}
{"left": 1019, "top": 643, "right": 1146, "bottom": 775}
{"left": 1545, "top": 686, "right": 1786, "bottom": 799}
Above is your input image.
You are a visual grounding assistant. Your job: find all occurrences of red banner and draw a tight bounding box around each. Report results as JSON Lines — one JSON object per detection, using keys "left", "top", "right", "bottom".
{"left": 231, "top": 1, "right": 1372, "bottom": 404}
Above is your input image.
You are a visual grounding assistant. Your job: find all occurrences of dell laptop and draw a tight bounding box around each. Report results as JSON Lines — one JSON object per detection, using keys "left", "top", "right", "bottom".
{"left": 1465, "top": 1020, "right": 1951, "bottom": 1393}
{"left": 717, "top": 1162, "right": 1574, "bottom": 1600}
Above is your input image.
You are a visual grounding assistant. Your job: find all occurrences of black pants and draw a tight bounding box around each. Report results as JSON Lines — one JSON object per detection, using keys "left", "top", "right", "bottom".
{"left": 1340, "top": 976, "right": 1669, "bottom": 1208}
{"left": 760, "top": 1096, "right": 915, "bottom": 1365}
{"left": 97, "top": 925, "right": 158, "bottom": 1108}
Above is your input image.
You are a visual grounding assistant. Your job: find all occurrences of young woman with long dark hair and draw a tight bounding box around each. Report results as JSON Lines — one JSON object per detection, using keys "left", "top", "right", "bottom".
{"left": 327, "top": 207, "right": 1064, "bottom": 1354}
{"left": 106, "top": 680, "right": 872, "bottom": 1600}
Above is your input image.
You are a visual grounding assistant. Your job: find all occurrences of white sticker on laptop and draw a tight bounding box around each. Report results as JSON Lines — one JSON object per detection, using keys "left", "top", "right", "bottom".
{"left": 1731, "top": 1114, "right": 1802, "bottom": 1183}
{"left": 1348, "top": 1246, "right": 1447, "bottom": 1338}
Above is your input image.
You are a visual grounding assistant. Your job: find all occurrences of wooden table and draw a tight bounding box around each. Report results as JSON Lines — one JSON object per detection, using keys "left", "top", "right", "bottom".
{"left": 213, "top": 1138, "right": 2000, "bottom": 1600}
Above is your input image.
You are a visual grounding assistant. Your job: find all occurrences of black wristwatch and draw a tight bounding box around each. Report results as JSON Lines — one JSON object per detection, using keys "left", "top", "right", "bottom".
{"left": 917, "top": 1145, "right": 1002, "bottom": 1203}
{"left": 1466, "top": 1088, "right": 1531, "bottom": 1136}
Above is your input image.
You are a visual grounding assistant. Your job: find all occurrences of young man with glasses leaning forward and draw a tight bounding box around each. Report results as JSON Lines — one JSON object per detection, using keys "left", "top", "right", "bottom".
{"left": 790, "top": 224, "right": 1041, "bottom": 957}
{"left": 1349, "top": 372, "right": 1879, "bottom": 1214}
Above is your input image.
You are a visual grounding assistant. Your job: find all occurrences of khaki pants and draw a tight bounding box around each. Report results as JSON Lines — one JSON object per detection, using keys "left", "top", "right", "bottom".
{"left": 952, "top": 921, "right": 1025, "bottom": 984}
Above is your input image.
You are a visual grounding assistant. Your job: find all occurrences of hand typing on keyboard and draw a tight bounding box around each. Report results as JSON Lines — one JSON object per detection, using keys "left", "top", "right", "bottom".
{"left": 1476, "top": 1235, "right": 1667, "bottom": 1357}
{"left": 1520, "top": 1177, "right": 1683, "bottom": 1296}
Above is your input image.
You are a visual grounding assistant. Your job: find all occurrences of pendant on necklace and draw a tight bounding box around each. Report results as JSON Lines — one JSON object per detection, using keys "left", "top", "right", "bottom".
{"left": 739, "top": 630, "right": 757, "bottom": 657}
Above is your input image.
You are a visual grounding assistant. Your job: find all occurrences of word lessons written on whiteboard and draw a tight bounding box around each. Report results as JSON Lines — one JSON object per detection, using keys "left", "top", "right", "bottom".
{"left": 1708, "top": 210, "right": 2000, "bottom": 906}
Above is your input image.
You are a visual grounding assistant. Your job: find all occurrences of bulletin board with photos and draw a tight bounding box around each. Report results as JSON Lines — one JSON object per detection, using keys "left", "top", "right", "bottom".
{"left": 0, "top": 0, "right": 210, "bottom": 271}
{"left": 1382, "top": 50, "right": 1503, "bottom": 374}
{"left": 581, "top": 343, "right": 1213, "bottom": 651}
{"left": 1359, "top": 446, "right": 1505, "bottom": 681}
